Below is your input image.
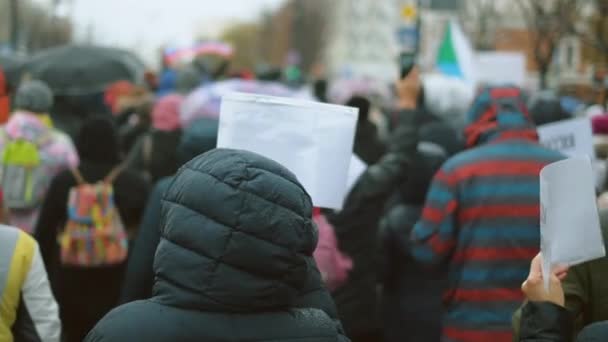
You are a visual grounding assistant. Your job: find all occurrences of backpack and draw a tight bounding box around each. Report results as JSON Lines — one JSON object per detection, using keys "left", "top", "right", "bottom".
{"left": 312, "top": 210, "right": 353, "bottom": 291}
{"left": 1, "top": 133, "right": 50, "bottom": 209}
{"left": 58, "top": 166, "right": 128, "bottom": 267}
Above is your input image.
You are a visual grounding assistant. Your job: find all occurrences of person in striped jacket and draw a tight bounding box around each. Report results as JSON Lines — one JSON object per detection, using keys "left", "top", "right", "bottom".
{"left": 410, "top": 86, "right": 563, "bottom": 342}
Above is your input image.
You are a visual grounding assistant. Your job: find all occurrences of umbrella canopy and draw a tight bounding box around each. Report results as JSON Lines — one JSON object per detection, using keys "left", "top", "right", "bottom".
{"left": 180, "top": 79, "right": 312, "bottom": 126}
{"left": 23, "top": 45, "right": 145, "bottom": 95}
{"left": 0, "top": 54, "right": 25, "bottom": 89}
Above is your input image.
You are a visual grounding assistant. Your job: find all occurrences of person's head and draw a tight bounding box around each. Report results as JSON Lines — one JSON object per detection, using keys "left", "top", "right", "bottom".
{"left": 176, "top": 117, "right": 218, "bottom": 166}
{"left": 76, "top": 116, "right": 120, "bottom": 164}
{"left": 155, "top": 149, "right": 316, "bottom": 311}
{"left": 464, "top": 86, "right": 536, "bottom": 148}
{"left": 346, "top": 96, "right": 371, "bottom": 123}
{"left": 14, "top": 80, "right": 54, "bottom": 114}
{"left": 528, "top": 90, "right": 569, "bottom": 126}
{"left": 151, "top": 94, "right": 183, "bottom": 132}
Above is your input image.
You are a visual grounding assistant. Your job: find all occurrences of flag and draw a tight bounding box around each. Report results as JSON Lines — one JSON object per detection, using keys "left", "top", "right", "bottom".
{"left": 436, "top": 20, "right": 476, "bottom": 83}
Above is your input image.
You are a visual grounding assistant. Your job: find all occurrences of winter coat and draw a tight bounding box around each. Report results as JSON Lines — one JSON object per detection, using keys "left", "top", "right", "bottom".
{"left": 121, "top": 118, "right": 219, "bottom": 303}
{"left": 34, "top": 118, "right": 149, "bottom": 342}
{"left": 520, "top": 302, "right": 573, "bottom": 342}
{"left": 86, "top": 149, "right": 349, "bottom": 342}
{"left": 126, "top": 130, "right": 182, "bottom": 183}
{"left": 562, "top": 209, "right": 608, "bottom": 331}
{"left": 410, "top": 87, "right": 564, "bottom": 342}
{"left": 327, "top": 109, "right": 419, "bottom": 337}
{"left": 0, "top": 225, "right": 61, "bottom": 342}
{"left": 378, "top": 127, "right": 453, "bottom": 342}
{"left": 0, "top": 111, "right": 79, "bottom": 233}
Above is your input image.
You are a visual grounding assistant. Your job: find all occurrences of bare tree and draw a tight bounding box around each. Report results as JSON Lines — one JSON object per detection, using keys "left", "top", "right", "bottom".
{"left": 516, "top": 0, "right": 586, "bottom": 89}
{"left": 460, "top": 0, "right": 502, "bottom": 50}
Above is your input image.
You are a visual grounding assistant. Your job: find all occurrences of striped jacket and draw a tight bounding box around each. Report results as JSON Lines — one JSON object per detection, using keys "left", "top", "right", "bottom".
{"left": 0, "top": 225, "right": 61, "bottom": 342}
{"left": 410, "top": 87, "right": 563, "bottom": 342}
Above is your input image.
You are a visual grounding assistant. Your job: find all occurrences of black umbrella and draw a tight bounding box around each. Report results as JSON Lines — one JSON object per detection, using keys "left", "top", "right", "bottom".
{"left": 0, "top": 54, "right": 25, "bottom": 89}
{"left": 23, "top": 45, "right": 145, "bottom": 95}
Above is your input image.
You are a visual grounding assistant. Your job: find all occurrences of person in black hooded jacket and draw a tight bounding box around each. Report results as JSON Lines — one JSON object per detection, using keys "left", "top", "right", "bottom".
{"left": 34, "top": 117, "right": 149, "bottom": 342}
{"left": 85, "top": 149, "right": 349, "bottom": 342}
{"left": 120, "top": 117, "right": 219, "bottom": 303}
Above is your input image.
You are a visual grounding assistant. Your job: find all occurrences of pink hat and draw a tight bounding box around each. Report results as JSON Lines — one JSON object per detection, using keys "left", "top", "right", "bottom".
{"left": 152, "top": 94, "right": 183, "bottom": 132}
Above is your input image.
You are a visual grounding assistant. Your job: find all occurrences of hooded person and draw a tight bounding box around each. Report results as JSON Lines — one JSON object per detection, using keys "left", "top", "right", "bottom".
{"left": 409, "top": 86, "right": 564, "bottom": 342}
{"left": 86, "top": 148, "right": 349, "bottom": 342}
{"left": 34, "top": 117, "right": 149, "bottom": 342}
{"left": 126, "top": 94, "right": 183, "bottom": 184}
{"left": 0, "top": 80, "right": 79, "bottom": 233}
{"left": 379, "top": 121, "right": 460, "bottom": 342}
{"left": 121, "top": 117, "right": 219, "bottom": 303}
{"left": 326, "top": 68, "right": 422, "bottom": 341}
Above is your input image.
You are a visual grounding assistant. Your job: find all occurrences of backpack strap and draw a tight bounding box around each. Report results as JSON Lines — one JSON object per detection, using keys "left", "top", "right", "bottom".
{"left": 70, "top": 168, "right": 87, "bottom": 185}
{"left": 104, "top": 164, "right": 126, "bottom": 185}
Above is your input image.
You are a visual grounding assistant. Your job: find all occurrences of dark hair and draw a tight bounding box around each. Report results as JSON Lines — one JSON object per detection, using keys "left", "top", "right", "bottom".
{"left": 76, "top": 116, "right": 121, "bottom": 164}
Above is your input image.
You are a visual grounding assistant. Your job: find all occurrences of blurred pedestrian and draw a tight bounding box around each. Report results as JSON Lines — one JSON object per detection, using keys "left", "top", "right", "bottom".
{"left": 126, "top": 94, "right": 183, "bottom": 184}
{"left": 0, "top": 80, "right": 79, "bottom": 233}
{"left": 379, "top": 121, "right": 459, "bottom": 342}
{"left": 121, "top": 118, "right": 218, "bottom": 303}
{"left": 328, "top": 68, "right": 422, "bottom": 341}
{"left": 410, "top": 86, "right": 563, "bottom": 341}
{"left": 34, "top": 117, "right": 148, "bottom": 342}
{"left": 118, "top": 99, "right": 153, "bottom": 156}
{"left": 86, "top": 149, "right": 349, "bottom": 341}
{"left": 0, "top": 225, "right": 61, "bottom": 342}
{"left": 528, "top": 90, "right": 570, "bottom": 126}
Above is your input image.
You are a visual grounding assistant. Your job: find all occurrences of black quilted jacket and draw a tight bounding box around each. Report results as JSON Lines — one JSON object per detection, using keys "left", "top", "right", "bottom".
{"left": 85, "top": 149, "right": 349, "bottom": 342}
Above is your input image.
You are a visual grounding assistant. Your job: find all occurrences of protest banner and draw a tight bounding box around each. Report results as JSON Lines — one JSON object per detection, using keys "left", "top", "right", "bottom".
{"left": 217, "top": 93, "right": 358, "bottom": 210}
{"left": 540, "top": 158, "right": 605, "bottom": 289}
{"left": 537, "top": 117, "right": 595, "bottom": 159}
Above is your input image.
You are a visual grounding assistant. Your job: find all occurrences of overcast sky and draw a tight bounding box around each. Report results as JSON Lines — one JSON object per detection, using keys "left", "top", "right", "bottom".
{"left": 42, "top": 0, "right": 287, "bottom": 66}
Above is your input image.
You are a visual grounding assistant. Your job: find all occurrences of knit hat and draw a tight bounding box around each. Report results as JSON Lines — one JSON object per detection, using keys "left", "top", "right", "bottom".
{"left": 15, "top": 80, "right": 54, "bottom": 114}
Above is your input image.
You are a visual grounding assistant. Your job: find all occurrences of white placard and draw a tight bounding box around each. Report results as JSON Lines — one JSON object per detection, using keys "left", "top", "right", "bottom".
{"left": 346, "top": 155, "right": 368, "bottom": 194}
{"left": 537, "top": 118, "right": 594, "bottom": 159}
{"left": 476, "top": 52, "right": 526, "bottom": 87}
{"left": 540, "top": 158, "right": 606, "bottom": 289}
{"left": 217, "top": 93, "right": 358, "bottom": 209}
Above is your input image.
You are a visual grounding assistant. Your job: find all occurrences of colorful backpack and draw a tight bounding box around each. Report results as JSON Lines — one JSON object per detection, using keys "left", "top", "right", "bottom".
{"left": 58, "top": 166, "right": 128, "bottom": 267}
{"left": 1, "top": 133, "right": 50, "bottom": 209}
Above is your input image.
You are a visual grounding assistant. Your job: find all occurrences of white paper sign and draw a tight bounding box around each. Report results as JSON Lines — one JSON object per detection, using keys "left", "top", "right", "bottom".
{"left": 540, "top": 158, "right": 606, "bottom": 289}
{"left": 476, "top": 52, "right": 526, "bottom": 87}
{"left": 217, "top": 93, "right": 358, "bottom": 209}
{"left": 346, "top": 155, "right": 368, "bottom": 194}
{"left": 537, "top": 118, "right": 594, "bottom": 159}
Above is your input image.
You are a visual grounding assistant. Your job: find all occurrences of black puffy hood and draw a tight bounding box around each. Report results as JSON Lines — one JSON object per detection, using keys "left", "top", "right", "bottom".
{"left": 154, "top": 149, "right": 318, "bottom": 313}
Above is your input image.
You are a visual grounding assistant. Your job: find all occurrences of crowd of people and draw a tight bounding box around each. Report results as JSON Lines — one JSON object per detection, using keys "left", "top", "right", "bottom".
{"left": 0, "top": 50, "right": 607, "bottom": 342}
